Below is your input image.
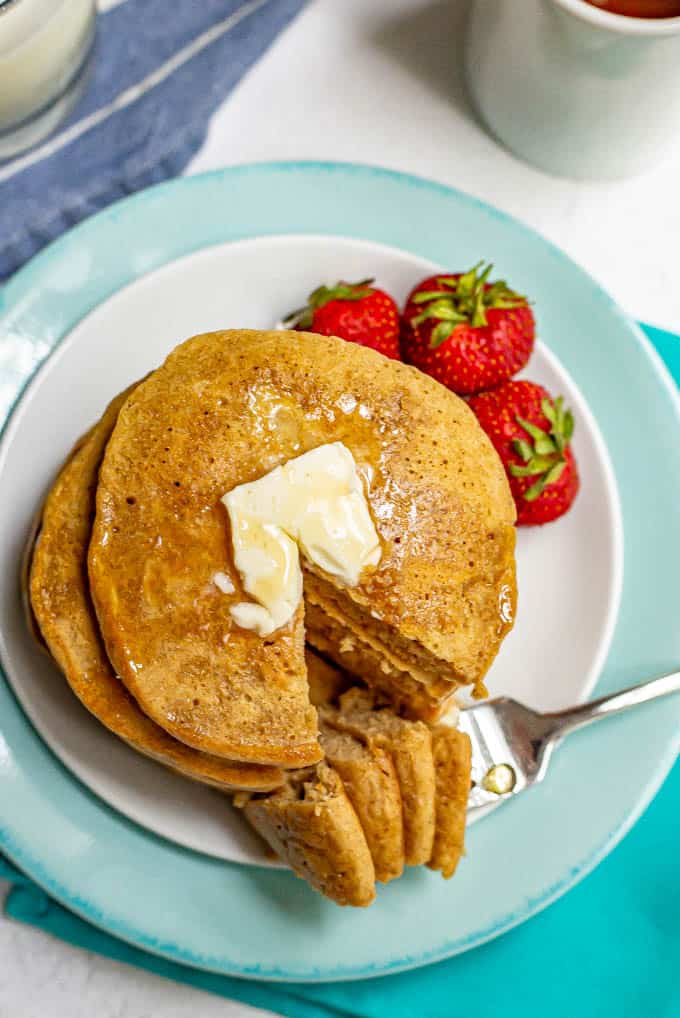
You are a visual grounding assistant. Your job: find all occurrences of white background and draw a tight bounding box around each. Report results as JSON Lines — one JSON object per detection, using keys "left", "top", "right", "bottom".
{"left": 1, "top": 0, "right": 679, "bottom": 1015}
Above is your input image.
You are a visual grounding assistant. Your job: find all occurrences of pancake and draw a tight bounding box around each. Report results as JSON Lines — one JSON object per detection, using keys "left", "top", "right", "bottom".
{"left": 326, "top": 688, "right": 437, "bottom": 866}
{"left": 29, "top": 389, "right": 284, "bottom": 792}
{"left": 88, "top": 329, "right": 516, "bottom": 764}
{"left": 427, "top": 725, "right": 472, "bottom": 878}
{"left": 242, "top": 691, "right": 473, "bottom": 904}
{"left": 319, "top": 720, "right": 404, "bottom": 883}
{"left": 243, "top": 763, "right": 376, "bottom": 907}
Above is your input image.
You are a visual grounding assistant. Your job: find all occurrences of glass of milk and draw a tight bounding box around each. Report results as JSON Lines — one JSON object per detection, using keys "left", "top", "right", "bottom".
{"left": 0, "top": 0, "right": 96, "bottom": 161}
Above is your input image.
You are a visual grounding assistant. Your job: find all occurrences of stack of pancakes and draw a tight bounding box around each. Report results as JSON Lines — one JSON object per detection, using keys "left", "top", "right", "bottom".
{"left": 29, "top": 329, "right": 517, "bottom": 907}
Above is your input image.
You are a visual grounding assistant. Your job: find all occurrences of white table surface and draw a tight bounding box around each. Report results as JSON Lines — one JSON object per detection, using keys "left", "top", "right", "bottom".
{"left": 1, "top": 0, "right": 679, "bottom": 1015}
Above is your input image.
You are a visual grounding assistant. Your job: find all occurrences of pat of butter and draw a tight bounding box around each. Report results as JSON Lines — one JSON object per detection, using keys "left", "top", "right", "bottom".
{"left": 212, "top": 571, "right": 235, "bottom": 594}
{"left": 221, "top": 442, "right": 380, "bottom": 637}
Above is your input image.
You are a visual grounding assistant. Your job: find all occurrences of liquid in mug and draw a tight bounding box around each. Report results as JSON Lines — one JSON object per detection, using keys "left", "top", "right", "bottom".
{"left": 585, "top": 0, "right": 680, "bottom": 16}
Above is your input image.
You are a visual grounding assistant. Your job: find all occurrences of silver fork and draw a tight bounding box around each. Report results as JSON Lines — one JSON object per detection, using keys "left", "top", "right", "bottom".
{"left": 459, "top": 669, "right": 680, "bottom": 811}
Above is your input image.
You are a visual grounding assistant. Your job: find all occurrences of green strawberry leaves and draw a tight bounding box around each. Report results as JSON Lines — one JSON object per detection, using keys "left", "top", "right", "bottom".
{"left": 513, "top": 438, "right": 534, "bottom": 462}
{"left": 509, "top": 395, "right": 574, "bottom": 501}
{"left": 541, "top": 396, "right": 574, "bottom": 451}
{"left": 283, "top": 278, "right": 375, "bottom": 330}
{"left": 411, "top": 262, "right": 527, "bottom": 348}
{"left": 522, "top": 461, "right": 567, "bottom": 502}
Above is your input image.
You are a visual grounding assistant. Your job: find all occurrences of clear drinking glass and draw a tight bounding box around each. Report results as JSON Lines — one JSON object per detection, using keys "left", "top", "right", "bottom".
{"left": 0, "top": 0, "right": 96, "bottom": 161}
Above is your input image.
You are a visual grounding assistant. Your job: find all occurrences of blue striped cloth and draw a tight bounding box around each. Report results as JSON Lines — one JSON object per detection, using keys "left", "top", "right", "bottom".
{"left": 0, "top": 0, "right": 307, "bottom": 280}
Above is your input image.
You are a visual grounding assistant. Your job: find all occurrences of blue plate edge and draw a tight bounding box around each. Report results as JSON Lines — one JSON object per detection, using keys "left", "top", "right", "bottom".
{"left": 2, "top": 728, "right": 678, "bottom": 984}
{"left": 0, "top": 160, "right": 678, "bottom": 982}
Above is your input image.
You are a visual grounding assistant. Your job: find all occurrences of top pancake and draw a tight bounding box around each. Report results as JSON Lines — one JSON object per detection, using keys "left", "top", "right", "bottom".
{"left": 29, "top": 387, "right": 283, "bottom": 792}
{"left": 89, "top": 329, "right": 516, "bottom": 764}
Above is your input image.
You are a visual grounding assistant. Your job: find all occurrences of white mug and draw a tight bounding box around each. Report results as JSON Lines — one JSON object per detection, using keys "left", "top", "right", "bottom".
{"left": 465, "top": 0, "right": 680, "bottom": 179}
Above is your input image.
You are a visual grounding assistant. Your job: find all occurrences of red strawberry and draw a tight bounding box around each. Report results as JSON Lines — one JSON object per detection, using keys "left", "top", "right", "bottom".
{"left": 283, "top": 278, "right": 401, "bottom": 360}
{"left": 400, "top": 263, "right": 535, "bottom": 394}
{"left": 468, "top": 380, "right": 579, "bottom": 526}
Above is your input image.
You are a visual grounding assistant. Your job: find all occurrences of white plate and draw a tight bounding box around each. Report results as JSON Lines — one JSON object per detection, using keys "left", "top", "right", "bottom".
{"left": 0, "top": 235, "right": 622, "bottom": 864}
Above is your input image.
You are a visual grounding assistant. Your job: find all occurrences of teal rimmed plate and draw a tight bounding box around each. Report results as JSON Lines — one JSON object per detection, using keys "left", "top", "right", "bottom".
{"left": 0, "top": 163, "right": 678, "bottom": 981}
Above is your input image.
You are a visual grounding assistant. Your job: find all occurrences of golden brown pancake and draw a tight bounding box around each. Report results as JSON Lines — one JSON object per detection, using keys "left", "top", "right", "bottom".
{"left": 319, "top": 720, "right": 404, "bottom": 883}
{"left": 29, "top": 388, "right": 284, "bottom": 792}
{"left": 243, "top": 763, "right": 376, "bottom": 907}
{"left": 242, "top": 695, "right": 473, "bottom": 903}
{"left": 428, "top": 725, "right": 472, "bottom": 878}
{"left": 88, "top": 329, "right": 515, "bottom": 764}
{"left": 325, "top": 688, "right": 437, "bottom": 866}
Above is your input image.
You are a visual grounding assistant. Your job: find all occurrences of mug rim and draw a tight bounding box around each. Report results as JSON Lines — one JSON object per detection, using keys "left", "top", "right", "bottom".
{"left": 552, "top": 0, "right": 680, "bottom": 34}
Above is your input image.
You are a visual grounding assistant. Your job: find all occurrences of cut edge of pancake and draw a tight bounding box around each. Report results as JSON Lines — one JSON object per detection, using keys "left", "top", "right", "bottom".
{"left": 305, "top": 599, "right": 457, "bottom": 721}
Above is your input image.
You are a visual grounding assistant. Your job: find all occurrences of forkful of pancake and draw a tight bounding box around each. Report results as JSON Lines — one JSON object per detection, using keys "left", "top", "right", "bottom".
{"left": 28, "top": 328, "right": 519, "bottom": 907}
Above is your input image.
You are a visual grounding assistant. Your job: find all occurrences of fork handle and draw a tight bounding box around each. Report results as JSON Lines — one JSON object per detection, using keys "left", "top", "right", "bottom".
{"left": 546, "top": 669, "right": 680, "bottom": 739}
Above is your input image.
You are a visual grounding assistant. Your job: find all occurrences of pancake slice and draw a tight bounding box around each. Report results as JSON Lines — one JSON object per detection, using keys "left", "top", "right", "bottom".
{"left": 243, "top": 763, "right": 376, "bottom": 907}
{"left": 428, "top": 725, "right": 472, "bottom": 879}
{"left": 240, "top": 692, "right": 472, "bottom": 902}
{"left": 328, "top": 688, "right": 436, "bottom": 866}
{"left": 319, "top": 720, "right": 404, "bottom": 883}
{"left": 29, "top": 389, "right": 284, "bottom": 792}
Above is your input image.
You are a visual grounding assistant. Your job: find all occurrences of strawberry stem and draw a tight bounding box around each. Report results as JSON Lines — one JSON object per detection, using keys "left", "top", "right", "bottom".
{"left": 509, "top": 395, "right": 574, "bottom": 501}
{"left": 411, "top": 263, "right": 526, "bottom": 348}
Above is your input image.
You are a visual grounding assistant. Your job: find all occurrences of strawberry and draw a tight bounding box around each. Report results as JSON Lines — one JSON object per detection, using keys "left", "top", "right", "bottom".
{"left": 468, "top": 380, "right": 579, "bottom": 526}
{"left": 400, "top": 263, "right": 535, "bottom": 394}
{"left": 283, "top": 279, "right": 401, "bottom": 360}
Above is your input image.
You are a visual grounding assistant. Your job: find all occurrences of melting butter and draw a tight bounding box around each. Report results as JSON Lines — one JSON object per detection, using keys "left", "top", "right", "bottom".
{"left": 221, "top": 442, "right": 381, "bottom": 637}
{"left": 212, "top": 571, "right": 235, "bottom": 594}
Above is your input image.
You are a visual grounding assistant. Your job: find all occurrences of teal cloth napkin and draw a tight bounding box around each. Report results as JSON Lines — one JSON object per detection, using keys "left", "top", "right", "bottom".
{"left": 2, "top": 321, "right": 678, "bottom": 1018}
